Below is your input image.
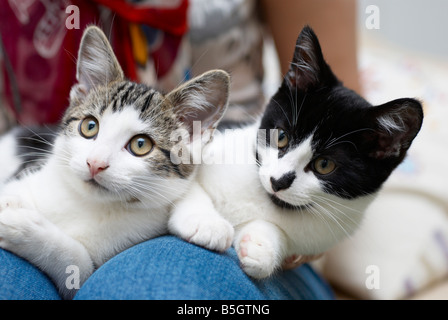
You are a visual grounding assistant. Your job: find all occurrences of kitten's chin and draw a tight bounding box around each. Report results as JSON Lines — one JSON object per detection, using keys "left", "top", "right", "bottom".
{"left": 269, "top": 194, "right": 312, "bottom": 211}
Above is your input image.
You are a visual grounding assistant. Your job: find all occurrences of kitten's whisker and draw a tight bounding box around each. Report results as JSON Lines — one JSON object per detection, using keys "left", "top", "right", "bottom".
{"left": 306, "top": 203, "right": 340, "bottom": 241}
{"left": 313, "top": 197, "right": 359, "bottom": 228}
{"left": 131, "top": 177, "right": 190, "bottom": 196}
{"left": 285, "top": 192, "right": 354, "bottom": 237}
{"left": 18, "top": 137, "right": 56, "bottom": 150}
{"left": 324, "top": 128, "right": 374, "bottom": 150}
{"left": 131, "top": 181, "right": 185, "bottom": 195}
{"left": 313, "top": 195, "right": 362, "bottom": 214}
{"left": 295, "top": 92, "right": 307, "bottom": 128}
{"left": 20, "top": 126, "right": 58, "bottom": 144}
{"left": 285, "top": 85, "right": 296, "bottom": 127}
{"left": 127, "top": 183, "right": 177, "bottom": 207}
{"left": 16, "top": 145, "right": 55, "bottom": 155}
{"left": 310, "top": 201, "right": 352, "bottom": 239}
{"left": 271, "top": 98, "right": 291, "bottom": 127}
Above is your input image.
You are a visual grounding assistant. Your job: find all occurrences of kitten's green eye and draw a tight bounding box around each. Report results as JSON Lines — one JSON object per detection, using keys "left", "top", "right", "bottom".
{"left": 79, "top": 117, "right": 99, "bottom": 139}
{"left": 275, "top": 129, "right": 289, "bottom": 149}
{"left": 314, "top": 157, "right": 336, "bottom": 175}
{"left": 127, "top": 135, "right": 154, "bottom": 157}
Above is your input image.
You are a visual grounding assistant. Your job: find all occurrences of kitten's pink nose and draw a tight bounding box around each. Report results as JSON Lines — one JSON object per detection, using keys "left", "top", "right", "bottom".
{"left": 87, "top": 159, "right": 109, "bottom": 178}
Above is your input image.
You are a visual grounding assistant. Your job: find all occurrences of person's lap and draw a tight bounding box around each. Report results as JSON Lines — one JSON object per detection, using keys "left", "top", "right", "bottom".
{"left": 0, "top": 236, "right": 334, "bottom": 300}
{"left": 0, "top": 249, "right": 61, "bottom": 300}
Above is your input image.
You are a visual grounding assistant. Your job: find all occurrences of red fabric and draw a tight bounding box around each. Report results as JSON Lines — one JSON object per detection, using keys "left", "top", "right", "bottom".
{"left": 92, "top": 0, "right": 189, "bottom": 81}
{"left": 93, "top": 0, "right": 188, "bottom": 36}
{"left": 150, "top": 31, "right": 182, "bottom": 78}
{"left": 0, "top": 0, "right": 189, "bottom": 126}
{"left": 113, "top": 17, "right": 138, "bottom": 82}
{"left": 0, "top": 0, "right": 100, "bottom": 125}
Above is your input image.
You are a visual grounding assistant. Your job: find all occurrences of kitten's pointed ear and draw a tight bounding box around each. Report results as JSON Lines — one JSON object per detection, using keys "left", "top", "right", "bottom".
{"left": 365, "top": 98, "right": 423, "bottom": 161}
{"left": 285, "top": 25, "right": 338, "bottom": 91}
{"left": 167, "top": 70, "right": 230, "bottom": 142}
{"left": 70, "top": 26, "right": 124, "bottom": 101}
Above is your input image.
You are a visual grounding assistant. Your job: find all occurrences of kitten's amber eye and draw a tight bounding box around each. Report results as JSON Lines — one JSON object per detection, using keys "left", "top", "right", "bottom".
{"left": 127, "top": 135, "right": 154, "bottom": 157}
{"left": 314, "top": 157, "right": 336, "bottom": 175}
{"left": 79, "top": 117, "right": 99, "bottom": 139}
{"left": 275, "top": 129, "right": 289, "bottom": 149}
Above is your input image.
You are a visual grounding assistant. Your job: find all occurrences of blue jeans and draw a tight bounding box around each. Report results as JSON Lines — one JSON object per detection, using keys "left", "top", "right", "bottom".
{"left": 0, "top": 236, "right": 334, "bottom": 300}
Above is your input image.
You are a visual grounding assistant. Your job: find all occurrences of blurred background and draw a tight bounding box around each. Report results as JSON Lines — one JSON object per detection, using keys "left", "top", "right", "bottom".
{"left": 322, "top": 0, "right": 448, "bottom": 300}
{"left": 357, "top": 0, "right": 448, "bottom": 58}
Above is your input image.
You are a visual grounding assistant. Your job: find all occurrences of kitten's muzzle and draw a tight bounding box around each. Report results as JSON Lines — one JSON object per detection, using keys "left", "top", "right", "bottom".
{"left": 269, "top": 194, "right": 313, "bottom": 211}
{"left": 86, "top": 159, "right": 109, "bottom": 178}
{"left": 270, "top": 171, "right": 296, "bottom": 192}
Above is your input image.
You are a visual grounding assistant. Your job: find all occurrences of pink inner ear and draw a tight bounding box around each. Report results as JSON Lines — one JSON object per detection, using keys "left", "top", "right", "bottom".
{"left": 178, "top": 100, "right": 223, "bottom": 137}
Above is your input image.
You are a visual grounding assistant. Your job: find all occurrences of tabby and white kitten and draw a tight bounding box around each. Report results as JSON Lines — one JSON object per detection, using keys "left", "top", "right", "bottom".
{"left": 0, "top": 26, "right": 229, "bottom": 299}
{"left": 169, "top": 26, "right": 423, "bottom": 279}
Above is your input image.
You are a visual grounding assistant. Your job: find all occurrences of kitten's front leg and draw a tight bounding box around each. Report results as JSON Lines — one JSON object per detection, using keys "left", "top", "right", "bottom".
{"left": 0, "top": 197, "right": 94, "bottom": 300}
{"left": 234, "top": 220, "right": 286, "bottom": 279}
{"left": 168, "top": 182, "right": 234, "bottom": 252}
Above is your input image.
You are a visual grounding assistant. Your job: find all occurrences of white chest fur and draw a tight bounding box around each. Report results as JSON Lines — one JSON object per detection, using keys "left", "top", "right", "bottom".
{"left": 199, "top": 126, "right": 373, "bottom": 255}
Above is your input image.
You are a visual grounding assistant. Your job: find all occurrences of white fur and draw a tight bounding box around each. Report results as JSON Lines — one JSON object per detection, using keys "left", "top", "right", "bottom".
{"left": 169, "top": 123, "right": 375, "bottom": 279}
{"left": 0, "top": 107, "right": 192, "bottom": 299}
{"left": 168, "top": 182, "right": 234, "bottom": 252}
{"left": 377, "top": 113, "right": 405, "bottom": 133}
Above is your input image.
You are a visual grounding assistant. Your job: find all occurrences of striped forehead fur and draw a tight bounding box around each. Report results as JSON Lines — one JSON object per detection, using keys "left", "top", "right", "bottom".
{"left": 65, "top": 81, "right": 174, "bottom": 124}
{"left": 62, "top": 80, "right": 195, "bottom": 179}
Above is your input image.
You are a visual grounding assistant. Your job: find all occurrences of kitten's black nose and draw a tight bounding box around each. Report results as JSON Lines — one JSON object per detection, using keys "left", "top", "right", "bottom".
{"left": 270, "top": 172, "right": 296, "bottom": 192}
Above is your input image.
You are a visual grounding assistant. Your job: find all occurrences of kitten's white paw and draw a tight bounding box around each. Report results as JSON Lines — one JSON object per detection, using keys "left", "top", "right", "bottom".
{"left": 0, "top": 203, "right": 46, "bottom": 254}
{"left": 182, "top": 216, "right": 234, "bottom": 252}
{"left": 236, "top": 234, "right": 277, "bottom": 279}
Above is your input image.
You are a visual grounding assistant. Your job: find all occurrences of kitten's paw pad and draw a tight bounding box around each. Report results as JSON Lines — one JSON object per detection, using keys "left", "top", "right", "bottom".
{"left": 184, "top": 217, "right": 234, "bottom": 252}
{"left": 237, "top": 234, "right": 276, "bottom": 279}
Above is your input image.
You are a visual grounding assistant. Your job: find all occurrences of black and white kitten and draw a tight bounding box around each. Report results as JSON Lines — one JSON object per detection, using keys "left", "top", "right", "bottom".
{"left": 0, "top": 26, "right": 229, "bottom": 299}
{"left": 169, "top": 26, "right": 424, "bottom": 279}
